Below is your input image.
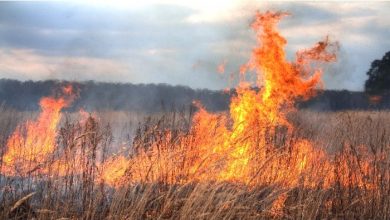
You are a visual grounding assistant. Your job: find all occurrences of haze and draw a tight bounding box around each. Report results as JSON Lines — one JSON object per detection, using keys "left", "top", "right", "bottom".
{"left": 0, "top": 1, "right": 389, "bottom": 91}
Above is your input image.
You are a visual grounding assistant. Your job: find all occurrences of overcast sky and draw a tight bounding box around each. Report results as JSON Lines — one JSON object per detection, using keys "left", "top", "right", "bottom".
{"left": 0, "top": 1, "right": 389, "bottom": 91}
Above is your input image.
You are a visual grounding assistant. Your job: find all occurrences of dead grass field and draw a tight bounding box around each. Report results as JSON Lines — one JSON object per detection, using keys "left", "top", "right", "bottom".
{"left": 1, "top": 108, "right": 390, "bottom": 219}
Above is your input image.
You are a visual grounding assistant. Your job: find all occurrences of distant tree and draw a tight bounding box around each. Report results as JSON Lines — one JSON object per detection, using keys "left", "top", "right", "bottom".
{"left": 365, "top": 51, "right": 390, "bottom": 94}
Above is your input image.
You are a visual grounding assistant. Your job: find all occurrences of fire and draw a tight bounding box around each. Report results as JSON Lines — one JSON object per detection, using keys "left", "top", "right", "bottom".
{"left": 181, "top": 11, "right": 337, "bottom": 184}
{"left": 217, "top": 60, "right": 226, "bottom": 74}
{"left": 2, "top": 86, "right": 74, "bottom": 176}
{"left": 100, "top": 156, "right": 129, "bottom": 187}
{"left": 97, "top": 11, "right": 339, "bottom": 187}
{"left": 217, "top": 11, "right": 337, "bottom": 182}
{"left": 3, "top": 10, "right": 380, "bottom": 194}
{"left": 369, "top": 95, "right": 382, "bottom": 104}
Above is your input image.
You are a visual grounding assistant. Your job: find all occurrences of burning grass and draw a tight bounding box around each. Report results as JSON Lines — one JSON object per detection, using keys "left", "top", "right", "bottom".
{"left": 1, "top": 10, "right": 390, "bottom": 219}
{"left": 1, "top": 109, "right": 390, "bottom": 219}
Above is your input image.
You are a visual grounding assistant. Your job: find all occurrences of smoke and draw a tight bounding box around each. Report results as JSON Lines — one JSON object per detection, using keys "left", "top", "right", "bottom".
{"left": 0, "top": 79, "right": 389, "bottom": 113}
{"left": 0, "top": 79, "right": 231, "bottom": 112}
{"left": 322, "top": 45, "right": 358, "bottom": 91}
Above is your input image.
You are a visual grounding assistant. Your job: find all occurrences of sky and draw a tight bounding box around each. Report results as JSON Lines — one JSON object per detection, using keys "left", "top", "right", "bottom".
{"left": 0, "top": 1, "right": 389, "bottom": 91}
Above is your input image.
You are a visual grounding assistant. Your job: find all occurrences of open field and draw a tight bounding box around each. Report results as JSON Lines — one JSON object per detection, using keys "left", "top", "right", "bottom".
{"left": 1, "top": 9, "right": 389, "bottom": 220}
{"left": 1, "top": 109, "right": 390, "bottom": 219}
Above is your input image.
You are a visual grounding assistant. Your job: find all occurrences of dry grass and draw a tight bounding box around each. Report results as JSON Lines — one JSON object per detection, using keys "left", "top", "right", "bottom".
{"left": 1, "top": 108, "right": 390, "bottom": 219}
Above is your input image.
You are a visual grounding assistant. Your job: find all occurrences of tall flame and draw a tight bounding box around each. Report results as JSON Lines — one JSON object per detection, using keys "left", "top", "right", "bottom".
{"left": 2, "top": 86, "right": 74, "bottom": 176}
{"left": 98, "top": 11, "right": 339, "bottom": 186}
{"left": 2, "top": 11, "right": 354, "bottom": 191}
{"left": 220, "top": 11, "right": 337, "bottom": 181}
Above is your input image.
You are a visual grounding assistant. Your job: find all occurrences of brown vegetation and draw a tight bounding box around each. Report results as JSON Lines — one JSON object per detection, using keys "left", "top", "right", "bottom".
{"left": 1, "top": 11, "right": 388, "bottom": 220}
{"left": 1, "top": 109, "right": 390, "bottom": 219}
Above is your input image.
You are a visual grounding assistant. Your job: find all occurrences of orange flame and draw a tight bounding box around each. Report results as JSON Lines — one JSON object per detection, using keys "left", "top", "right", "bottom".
{"left": 6, "top": 11, "right": 380, "bottom": 194}
{"left": 369, "top": 95, "right": 382, "bottom": 104}
{"left": 97, "top": 11, "right": 339, "bottom": 187}
{"left": 100, "top": 156, "right": 129, "bottom": 187}
{"left": 219, "top": 11, "right": 337, "bottom": 181}
{"left": 2, "top": 86, "right": 74, "bottom": 176}
{"left": 217, "top": 60, "right": 226, "bottom": 74}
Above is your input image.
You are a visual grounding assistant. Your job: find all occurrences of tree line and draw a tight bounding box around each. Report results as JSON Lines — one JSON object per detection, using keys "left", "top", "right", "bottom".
{"left": 0, "top": 79, "right": 389, "bottom": 112}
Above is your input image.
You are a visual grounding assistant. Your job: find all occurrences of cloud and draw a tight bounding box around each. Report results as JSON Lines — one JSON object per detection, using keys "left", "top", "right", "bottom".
{"left": 0, "top": 1, "right": 389, "bottom": 91}
{"left": 0, "top": 48, "right": 130, "bottom": 82}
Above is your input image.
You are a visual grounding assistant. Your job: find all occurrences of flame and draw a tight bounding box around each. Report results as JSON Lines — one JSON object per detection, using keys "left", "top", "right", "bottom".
{"left": 217, "top": 60, "right": 226, "bottom": 74}
{"left": 369, "top": 95, "right": 382, "bottom": 104}
{"left": 100, "top": 156, "right": 129, "bottom": 187}
{"left": 3, "top": 11, "right": 381, "bottom": 194}
{"left": 2, "top": 86, "right": 74, "bottom": 176}
{"left": 184, "top": 11, "right": 336, "bottom": 184}
{"left": 218, "top": 11, "right": 337, "bottom": 182}
{"left": 98, "top": 11, "right": 339, "bottom": 187}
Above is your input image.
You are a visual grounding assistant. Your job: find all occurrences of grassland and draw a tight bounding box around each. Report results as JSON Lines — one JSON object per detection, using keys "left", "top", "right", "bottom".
{"left": 1, "top": 108, "right": 390, "bottom": 219}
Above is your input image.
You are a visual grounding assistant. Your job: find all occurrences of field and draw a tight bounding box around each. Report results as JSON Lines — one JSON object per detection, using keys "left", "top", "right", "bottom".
{"left": 1, "top": 11, "right": 388, "bottom": 220}
{"left": 1, "top": 108, "right": 390, "bottom": 219}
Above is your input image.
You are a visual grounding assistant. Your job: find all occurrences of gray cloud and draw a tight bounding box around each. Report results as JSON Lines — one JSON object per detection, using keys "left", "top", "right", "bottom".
{"left": 0, "top": 1, "right": 389, "bottom": 90}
